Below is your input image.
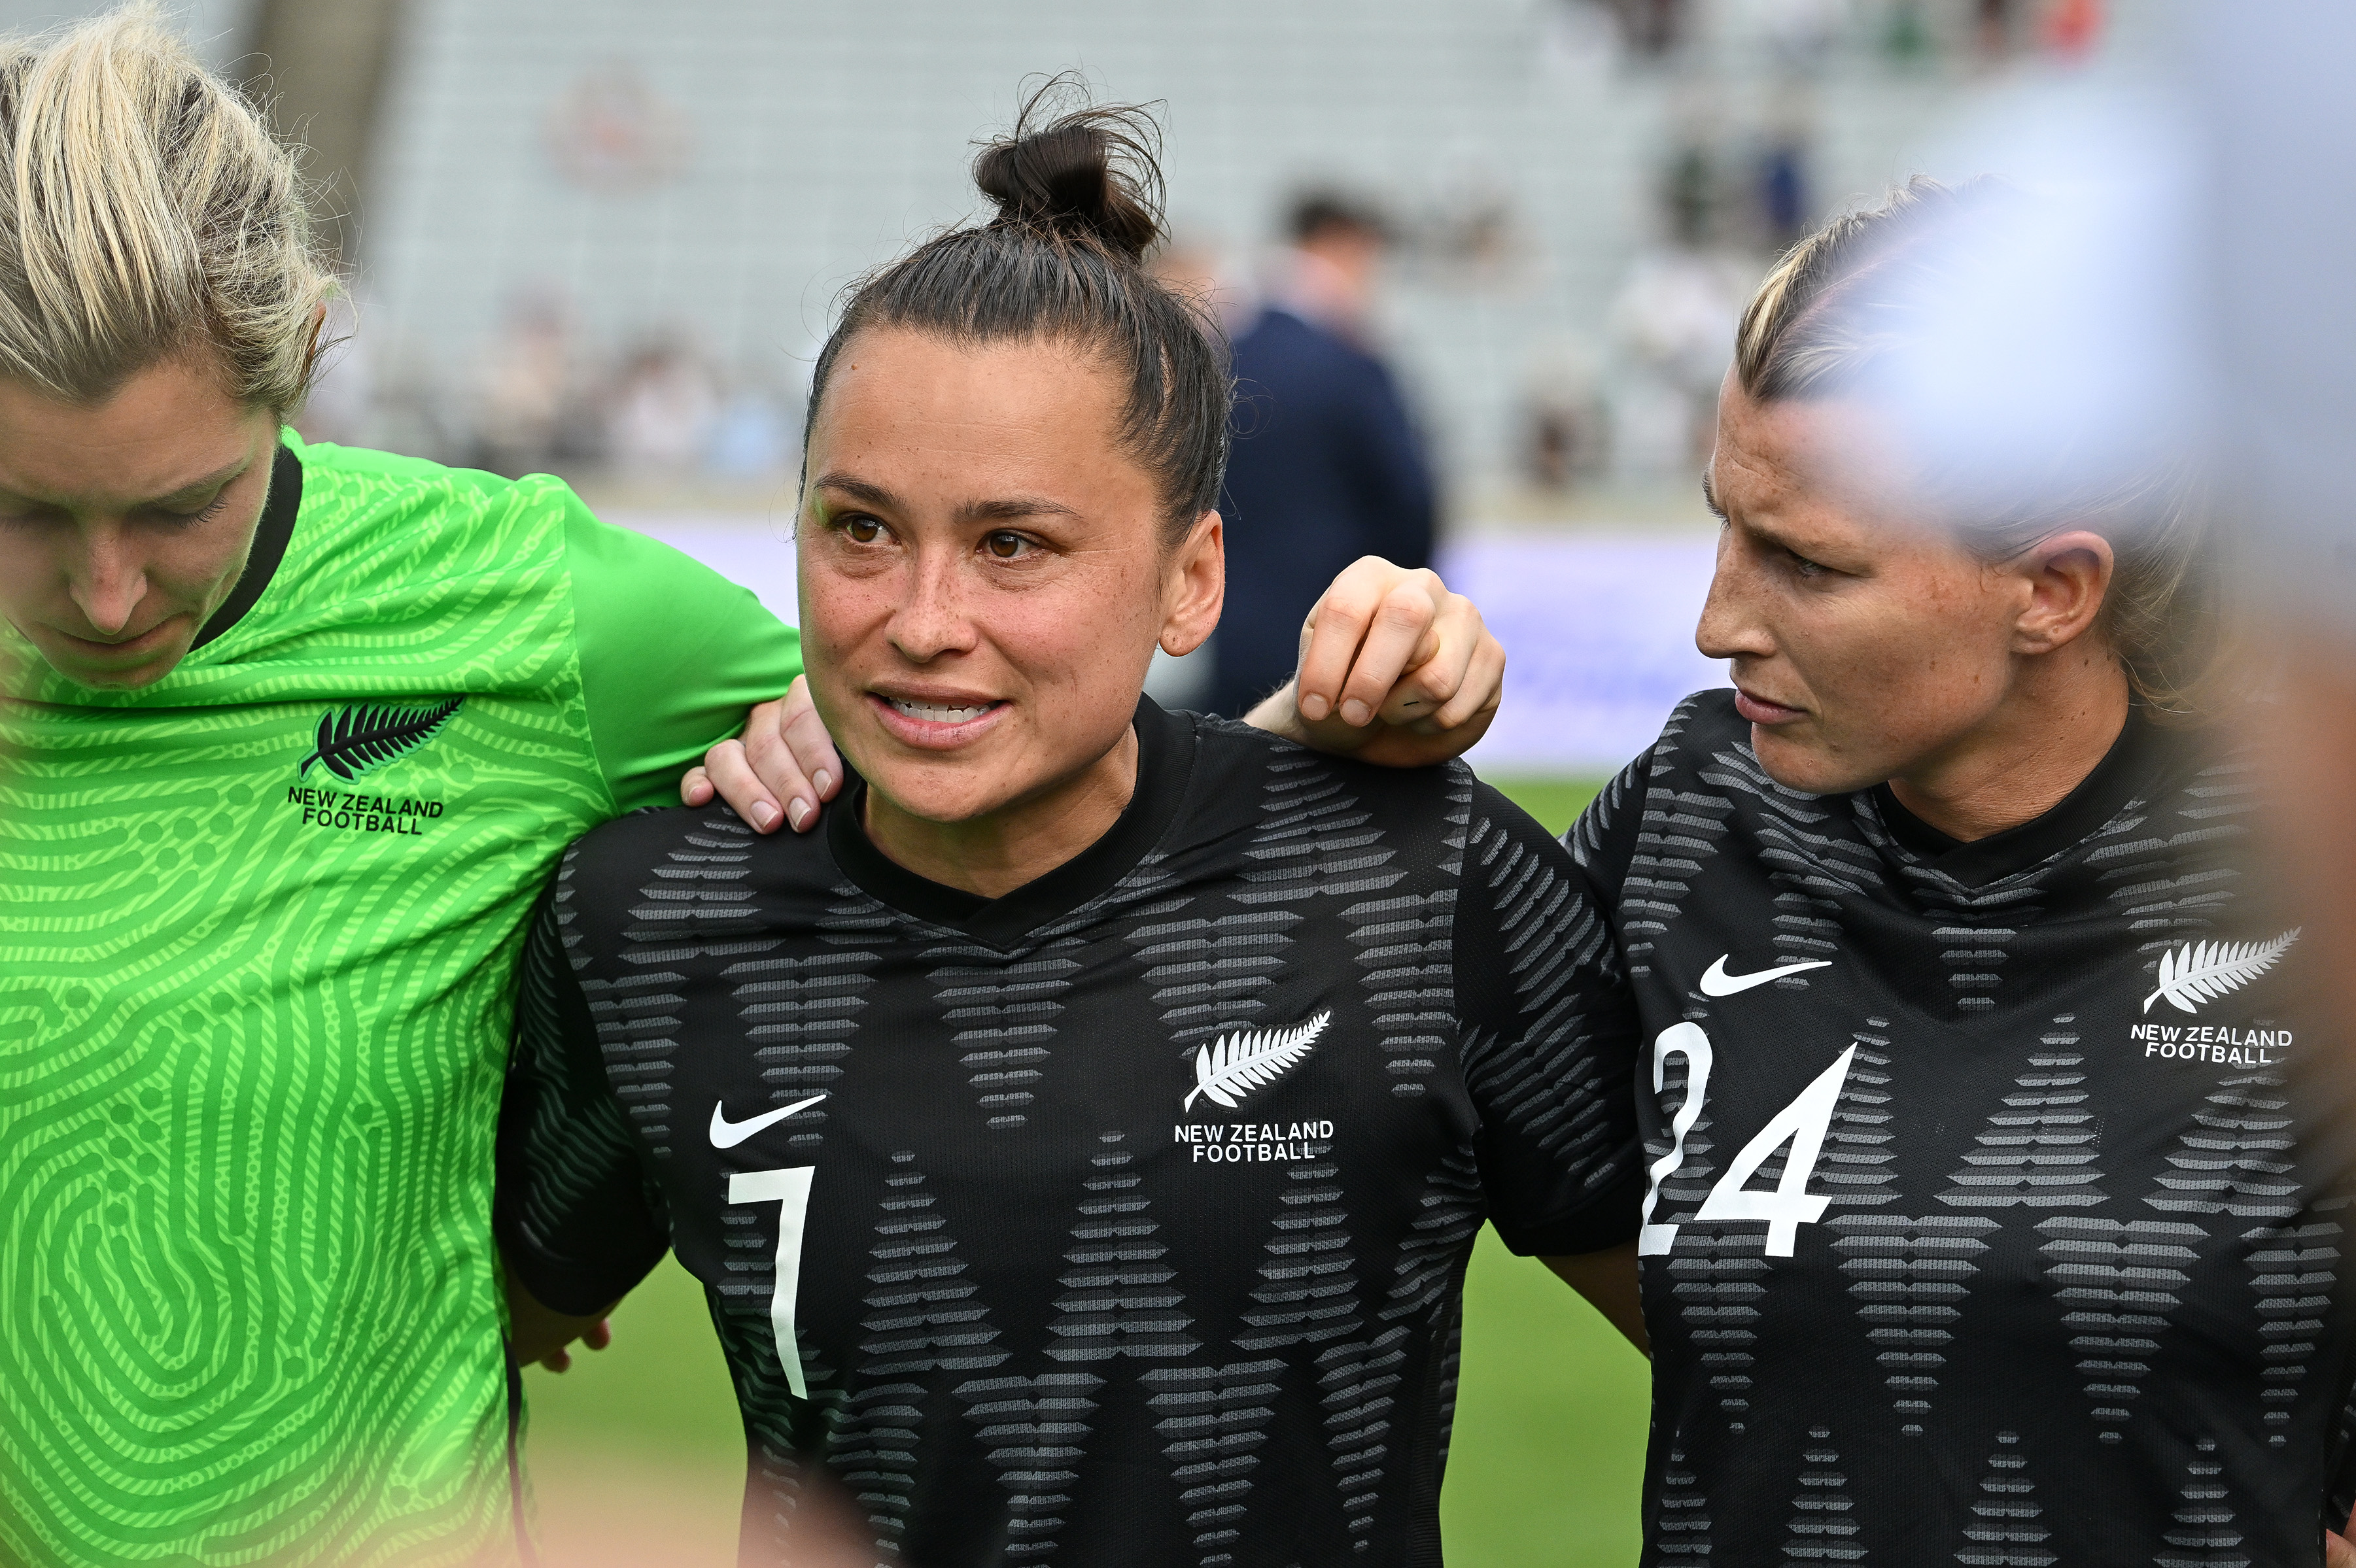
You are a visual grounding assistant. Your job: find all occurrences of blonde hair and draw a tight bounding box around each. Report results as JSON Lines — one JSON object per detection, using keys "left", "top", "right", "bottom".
{"left": 1734, "top": 177, "right": 2225, "bottom": 723}
{"left": 0, "top": 5, "right": 333, "bottom": 412}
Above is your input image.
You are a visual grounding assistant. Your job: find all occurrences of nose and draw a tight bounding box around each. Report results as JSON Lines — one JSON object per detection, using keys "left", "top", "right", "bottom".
{"left": 1694, "top": 526, "right": 1772, "bottom": 663}
{"left": 66, "top": 528, "right": 149, "bottom": 637}
{"left": 884, "top": 543, "right": 979, "bottom": 665}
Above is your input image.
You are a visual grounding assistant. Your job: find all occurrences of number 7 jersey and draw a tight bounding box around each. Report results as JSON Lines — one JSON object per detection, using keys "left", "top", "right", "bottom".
{"left": 1585, "top": 690, "right": 2356, "bottom": 1566}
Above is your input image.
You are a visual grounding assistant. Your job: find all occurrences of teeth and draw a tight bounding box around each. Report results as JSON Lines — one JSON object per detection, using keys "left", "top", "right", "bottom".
{"left": 890, "top": 698, "right": 993, "bottom": 724}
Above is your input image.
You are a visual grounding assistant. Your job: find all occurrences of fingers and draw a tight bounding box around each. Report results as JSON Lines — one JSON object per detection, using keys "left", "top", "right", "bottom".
{"left": 679, "top": 765, "right": 716, "bottom": 807}
{"left": 1375, "top": 590, "right": 1481, "bottom": 727}
{"left": 581, "top": 1318, "right": 613, "bottom": 1353}
{"left": 1296, "top": 559, "right": 1446, "bottom": 726}
{"left": 538, "top": 1346, "right": 574, "bottom": 1374}
{"left": 2328, "top": 1529, "right": 2356, "bottom": 1568}
{"left": 1425, "top": 628, "right": 1505, "bottom": 733}
{"left": 738, "top": 676, "right": 841, "bottom": 835}
{"left": 701, "top": 738, "right": 782, "bottom": 832}
{"left": 1334, "top": 579, "right": 1444, "bottom": 728}
{"left": 1295, "top": 558, "right": 1424, "bottom": 723}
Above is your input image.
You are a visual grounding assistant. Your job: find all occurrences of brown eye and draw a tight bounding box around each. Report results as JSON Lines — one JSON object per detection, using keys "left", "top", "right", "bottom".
{"left": 985, "top": 531, "right": 1025, "bottom": 559}
{"left": 845, "top": 517, "right": 882, "bottom": 543}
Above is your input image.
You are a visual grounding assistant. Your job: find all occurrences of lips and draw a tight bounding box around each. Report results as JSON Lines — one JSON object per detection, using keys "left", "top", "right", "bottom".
{"left": 50, "top": 617, "right": 182, "bottom": 661}
{"left": 1733, "top": 687, "right": 1807, "bottom": 725}
{"left": 867, "top": 690, "right": 1009, "bottom": 749}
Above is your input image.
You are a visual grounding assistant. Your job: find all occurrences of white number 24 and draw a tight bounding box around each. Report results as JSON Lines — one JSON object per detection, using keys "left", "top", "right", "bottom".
{"left": 1637, "top": 1022, "right": 1857, "bottom": 1259}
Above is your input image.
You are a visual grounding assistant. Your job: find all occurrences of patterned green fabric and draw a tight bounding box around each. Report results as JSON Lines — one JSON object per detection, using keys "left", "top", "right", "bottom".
{"left": 0, "top": 437, "right": 801, "bottom": 1565}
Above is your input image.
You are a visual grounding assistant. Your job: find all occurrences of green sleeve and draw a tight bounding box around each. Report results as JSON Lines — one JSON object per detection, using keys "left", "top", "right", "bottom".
{"left": 562, "top": 498, "right": 804, "bottom": 816}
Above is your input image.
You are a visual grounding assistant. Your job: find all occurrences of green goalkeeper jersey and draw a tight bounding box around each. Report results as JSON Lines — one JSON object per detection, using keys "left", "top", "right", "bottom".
{"left": 0, "top": 435, "right": 802, "bottom": 1566}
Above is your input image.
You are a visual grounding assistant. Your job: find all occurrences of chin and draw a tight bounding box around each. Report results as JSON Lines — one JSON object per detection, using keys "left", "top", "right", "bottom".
{"left": 853, "top": 751, "right": 1024, "bottom": 827}
{"left": 1748, "top": 726, "right": 1877, "bottom": 798}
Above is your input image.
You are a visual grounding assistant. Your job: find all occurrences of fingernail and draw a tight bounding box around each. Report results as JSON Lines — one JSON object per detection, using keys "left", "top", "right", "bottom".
{"left": 750, "top": 801, "right": 780, "bottom": 831}
{"left": 1300, "top": 693, "right": 1330, "bottom": 721}
{"left": 788, "top": 798, "right": 812, "bottom": 830}
{"left": 1341, "top": 700, "right": 1371, "bottom": 726}
{"left": 814, "top": 770, "right": 833, "bottom": 796}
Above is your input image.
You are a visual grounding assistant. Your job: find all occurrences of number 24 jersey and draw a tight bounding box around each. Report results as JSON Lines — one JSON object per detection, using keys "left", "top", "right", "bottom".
{"left": 1587, "top": 691, "right": 2356, "bottom": 1565}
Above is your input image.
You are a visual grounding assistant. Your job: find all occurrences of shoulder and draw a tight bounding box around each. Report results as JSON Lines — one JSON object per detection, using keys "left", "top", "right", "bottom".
{"left": 558, "top": 802, "right": 831, "bottom": 953}
{"left": 1175, "top": 710, "right": 1529, "bottom": 879}
{"left": 290, "top": 437, "right": 585, "bottom": 561}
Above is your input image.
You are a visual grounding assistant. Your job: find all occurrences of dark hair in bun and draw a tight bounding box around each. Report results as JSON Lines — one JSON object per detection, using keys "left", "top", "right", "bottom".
{"left": 972, "top": 101, "right": 1164, "bottom": 260}
{"left": 805, "top": 79, "right": 1229, "bottom": 541}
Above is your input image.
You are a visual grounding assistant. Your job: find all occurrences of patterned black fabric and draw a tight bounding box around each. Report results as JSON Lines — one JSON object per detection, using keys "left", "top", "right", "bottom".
{"left": 496, "top": 698, "right": 1642, "bottom": 1567}
{"left": 1592, "top": 690, "right": 2356, "bottom": 1567}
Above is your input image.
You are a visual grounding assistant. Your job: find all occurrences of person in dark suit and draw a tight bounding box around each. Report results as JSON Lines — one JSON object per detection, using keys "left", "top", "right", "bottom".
{"left": 1211, "top": 193, "right": 1438, "bottom": 719}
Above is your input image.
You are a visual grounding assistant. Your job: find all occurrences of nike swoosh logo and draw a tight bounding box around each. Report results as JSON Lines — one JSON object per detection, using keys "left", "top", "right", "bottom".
{"left": 708, "top": 1093, "right": 829, "bottom": 1149}
{"left": 1698, "top": 955, "right": 1832, "bottom": 997}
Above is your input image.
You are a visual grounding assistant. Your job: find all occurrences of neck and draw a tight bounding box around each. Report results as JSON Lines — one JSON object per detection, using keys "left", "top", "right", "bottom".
{"left": 1885, "top": 649, "right": 2131, "bottom": 843}
{"left": 861, "top": 725, "right": 1141, "bottom": 900}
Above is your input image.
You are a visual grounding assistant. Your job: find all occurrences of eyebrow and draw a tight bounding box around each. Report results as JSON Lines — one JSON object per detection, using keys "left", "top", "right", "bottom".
{"left": 147, "top": 456, "right": 254, "bottom": 507}
{"left": 0, "top": 452, "right": 257, "bottom": 515}
{"left": 810, "top": 471, "right": 1082, "bottom": 525}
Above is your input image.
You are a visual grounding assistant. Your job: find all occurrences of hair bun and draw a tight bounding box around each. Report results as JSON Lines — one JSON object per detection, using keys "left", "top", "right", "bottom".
{"left": 973, "top": 88, "right": 1164, "bottom": 263}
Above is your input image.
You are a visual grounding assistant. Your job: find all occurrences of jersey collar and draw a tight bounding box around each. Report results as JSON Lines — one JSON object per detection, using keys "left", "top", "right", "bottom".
{"left": 825, "top": 694, "right": 1198, "bottom": 948}
{"left": 190, "top": 443, "right": 303, "bottom": 651}
{"left": 1869, "top": 703, "right": 2185, "bottom": 886}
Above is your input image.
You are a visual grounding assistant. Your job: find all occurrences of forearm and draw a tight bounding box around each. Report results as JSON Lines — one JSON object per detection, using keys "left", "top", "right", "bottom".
{"left": 1540, "top": 1240, "right": 1648, "bottom": 1356}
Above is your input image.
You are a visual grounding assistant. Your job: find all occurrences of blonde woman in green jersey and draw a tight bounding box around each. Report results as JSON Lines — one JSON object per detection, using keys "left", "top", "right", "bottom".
{"left": 0, "top": 12, "right": 1499, "bottom": 1566}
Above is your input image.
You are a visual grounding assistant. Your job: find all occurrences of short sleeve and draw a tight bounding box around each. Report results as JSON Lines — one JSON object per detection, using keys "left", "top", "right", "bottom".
{"left": 1454, "top": 777, "right": 1645, "bottom": 1257}
{"left": 563, "top": 499, "right": 805, "bottom": 815}
{"left": 493, "top": 868, "right": 672, "bottom": 1316}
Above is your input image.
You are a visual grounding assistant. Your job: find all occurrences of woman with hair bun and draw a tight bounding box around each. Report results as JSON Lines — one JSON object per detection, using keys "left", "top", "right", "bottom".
{"left": 0, "top": 17, "right": 1494, "bottom": 1565}
{"left": 497, "top": 94, "right": 1643, "bottom": 1567}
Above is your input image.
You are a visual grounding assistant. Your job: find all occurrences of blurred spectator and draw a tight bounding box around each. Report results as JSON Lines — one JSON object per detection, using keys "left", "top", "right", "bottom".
{"left": 474, "top": 290, "right": 580, "bottom": 477}
{"left": 1757, "top": 0, "right": 1843, "bottom": 71}
{"left": 1977, "top": 0, "right": 2017, "bottom": 60}
{"left": 1210, "top": 192, "right": 1436, "bottom": 719}
{"left": 605, "top": 337, "right": 719, "bottom": 475}
{"left": 706, "top": 382, "right": 794, "bottom": 479}
{"left": 1755, "top": 104, "right": 1815, "bottom": 254}
{"left": 2041, "top": 0, "right": 2102, "bottom": 60}
{"left": 1523, "top": 339, "right": 1605, "bottom": 492}
{"left": 1600, "top": 0, "right": 1689, "bottom": 58}
{"left": 1883, "top": 0, "right": 1935, "bottom": 63}
{"left": 1606, "top": 245, "right": 1746, "bottom": 480}
{"left": 1665, "top": 139, "right": 1719, "bottom": 248}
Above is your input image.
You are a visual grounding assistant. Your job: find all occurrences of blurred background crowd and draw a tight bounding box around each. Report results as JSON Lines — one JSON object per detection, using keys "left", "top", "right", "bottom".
{"left": 61, "top": 0, "right": 2124, "bottom": 506}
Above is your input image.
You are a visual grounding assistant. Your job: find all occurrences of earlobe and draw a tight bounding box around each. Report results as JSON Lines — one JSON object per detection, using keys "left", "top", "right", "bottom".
{"left": 1158, "top": 509, "right": 1224, "bottom": 658}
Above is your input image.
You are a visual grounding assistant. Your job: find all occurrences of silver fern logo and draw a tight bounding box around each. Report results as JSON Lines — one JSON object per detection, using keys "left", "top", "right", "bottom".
{"left": 1183, "top": 1012, "right": 1331, "bottom": 1112}
{"left": 2141, "top": 929, "right": 2302, "bottom": 1014}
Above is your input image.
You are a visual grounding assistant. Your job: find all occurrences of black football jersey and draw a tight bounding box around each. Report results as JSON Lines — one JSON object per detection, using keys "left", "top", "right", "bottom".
{"left": 494, "top": 698, "right": 1644, "bottom": 1567}
{"left": 1583, "top": 690, "right": 2356, "bottom": 1566}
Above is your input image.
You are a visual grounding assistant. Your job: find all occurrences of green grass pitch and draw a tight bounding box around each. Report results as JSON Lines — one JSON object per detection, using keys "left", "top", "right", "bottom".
{"left": 520, "top": 777, "right": 1652, "bottom": 1566}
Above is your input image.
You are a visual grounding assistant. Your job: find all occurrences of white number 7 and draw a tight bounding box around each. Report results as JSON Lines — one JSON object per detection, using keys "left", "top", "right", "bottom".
{"left": 1637, "top": 1023, "right": 1857, "bottom": 1259}
{"left": 729, "top": 1166, "right": 815, "bottom": 1398}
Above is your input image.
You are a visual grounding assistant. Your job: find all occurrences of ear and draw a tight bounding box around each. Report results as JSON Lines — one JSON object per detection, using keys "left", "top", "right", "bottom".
{"left": 2011, "top": 528, "right": 2115, "bottom": 656}
{"left": 1158, "top": 510, "right": 1224, "bottom": 658}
